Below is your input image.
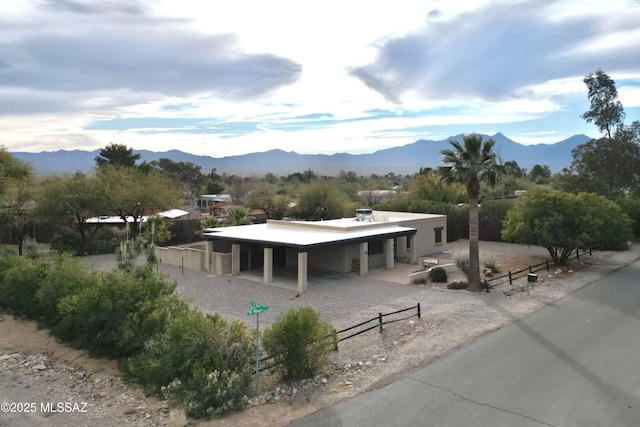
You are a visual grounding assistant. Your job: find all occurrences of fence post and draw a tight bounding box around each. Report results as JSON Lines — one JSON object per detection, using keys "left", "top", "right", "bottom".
{"left": 509, "top": 271, "right": 512, "bottom": 285}
{"left": 417, "top": 302, "right": 421, "bottom": 319}
{"left": 378, "top": 313, "right": 383, "bottom": 333}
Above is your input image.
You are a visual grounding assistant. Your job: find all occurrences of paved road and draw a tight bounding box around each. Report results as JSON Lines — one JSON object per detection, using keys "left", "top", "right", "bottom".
{"left": 289, "top": 259, "right": 640, "bottom": 427}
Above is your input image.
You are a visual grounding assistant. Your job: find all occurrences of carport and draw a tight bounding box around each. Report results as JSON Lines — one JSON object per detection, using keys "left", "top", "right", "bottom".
{"left": 202, "top": 218, "right": 417, "bottom": 293}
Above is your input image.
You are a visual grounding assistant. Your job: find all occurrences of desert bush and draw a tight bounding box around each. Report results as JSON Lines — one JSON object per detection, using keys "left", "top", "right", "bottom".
{"left": 429, "top": 267, "right": 448, "bottom": 283}
{"left": 162, "top": 365, "right": 249, "bottom": 418}
{"left": 483, "top": 261, "right": 501, "bottom": 274}
{"left": 0, "top": 255, "right": 47, "bottom": 317}
{"left": 123, "top": 308, "right": 253, "bottom": 418}
{"left": 262, "top": 306, "right": 337, "bottom": 381}
{"left": 454, "top": 252, "right": 470, "bottom": 279}
{"left": 54, "top": 266, "right": 181, "bottom": 357}
{"left": 35, "top": 254, "right": 95, "bottom": 327}
{"left": 447, "top": 281, "right": 469, "bottom": 290}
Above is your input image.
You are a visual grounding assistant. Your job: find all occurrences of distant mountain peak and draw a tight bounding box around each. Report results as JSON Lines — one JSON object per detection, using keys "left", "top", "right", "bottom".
{"left": 11, "top": 133, "right": 592, "bottom": 176}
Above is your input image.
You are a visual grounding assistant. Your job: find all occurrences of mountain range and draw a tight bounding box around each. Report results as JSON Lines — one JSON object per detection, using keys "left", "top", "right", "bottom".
{"left": 11, "top": 133, "right": 591, "bottom": 176}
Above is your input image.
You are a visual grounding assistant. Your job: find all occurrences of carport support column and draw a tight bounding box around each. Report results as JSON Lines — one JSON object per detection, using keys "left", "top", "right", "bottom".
{"left": 385, "top": 238, "right": 394, "bottom": 270}
{"left": 231, "top": 243, "right": 241, "bottom": 276}
{"left": 409, "top": 235, "right": 417, "bottom": 264}
{"left": 204, "top": 240, "right": 212, "bottom": 272}
{"left": 263, "top": 247, "right": 273, "bottom": 285}
{"left": 359, "top": 242, "right": 368, "bottom": 277}
{"left": 297, "top": 251, "right": 308, "bottom": 293}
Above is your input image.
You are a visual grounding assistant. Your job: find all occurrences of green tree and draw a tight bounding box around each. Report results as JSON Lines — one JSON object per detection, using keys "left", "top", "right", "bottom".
{"left": 291, "top": 180, "right": 353, "bottom": 220}
{"left": 141, "top": 215, "right": 172, "bottom": 245}
{"left": 409, "top": 169, "right": 465, "bottom": 204}
{"left": 224, "top": 206, "right": 254, "bottom": 226}
{"left": 244, "top": 183, "right": 277, "bottom": 218}
{"left": 562, "top": 136, "right": 640, "bottom": 199}
{"left": 502, "top": 188, "right": 631, "bottom": 265}
{"left": 528, "top": 164, "right": 551, "bottom": 182}
{"left": 0, "top": 149, "right": 34, "bottom": 254}
{"left": 95, "top": 143, "right": 141, "bottom": 168}
{"left": 34, "top": 173, "right": 109, "bottom": 256}
{"left": 150, "top": 158, "right": 206, "bottom": 206}
{"left": 98, "top": 167, "right": 182, "bottom": 234}
{"left": 438, "top": 134, "right": 503, "bottom": 291}
{"left": 580, "top": 69, "right": 625, "bottom": 139}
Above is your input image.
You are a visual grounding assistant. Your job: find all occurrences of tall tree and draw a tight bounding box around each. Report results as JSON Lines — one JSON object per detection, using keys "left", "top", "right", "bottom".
{"left": 438, "top": 134, "right": 502, "bottom": 291}
{"left": 0, "top": 149, "right": 34, "bottom": 254}
{"left": 502, "top": 188, "right": 631, "bottom": 264}
{"left": 98, "top": 167, "right": 182, "bottom": 234}
{"left": 34, "top": 173, "right": 108, "bottom": 256}
{"left": 580, "top": 69, "right": 625, "bottom": 139}
{"left": 95, "top": 143, "right": 141, "bottom": 168}
{"left": 292, "top": 180, "right": 353, "bottom": 220}
{"left": 558, "top": 70, "right": 640, "bottom": 199}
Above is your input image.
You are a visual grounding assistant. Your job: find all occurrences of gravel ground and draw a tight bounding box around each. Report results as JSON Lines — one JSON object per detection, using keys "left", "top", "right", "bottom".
{"left": 2, "top": 240, "right": 638, "bottom": 427}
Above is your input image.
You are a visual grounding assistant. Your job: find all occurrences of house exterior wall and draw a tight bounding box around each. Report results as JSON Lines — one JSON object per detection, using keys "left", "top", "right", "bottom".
{"left": 307, "top": 246, "right": 350, "bottom": 272}
{"left": 396, "top": 216, "right": 447, "bottom": 257}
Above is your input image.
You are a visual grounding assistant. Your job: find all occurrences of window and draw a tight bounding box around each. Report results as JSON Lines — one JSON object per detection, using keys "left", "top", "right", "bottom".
{"left": 434, "top": 227, "right": 443, "bottom": 244}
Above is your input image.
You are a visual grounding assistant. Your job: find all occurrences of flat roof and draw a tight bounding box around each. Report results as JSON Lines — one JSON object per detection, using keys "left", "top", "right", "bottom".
{"left": 201, "top": 211, "right": 445, "bottom": 249}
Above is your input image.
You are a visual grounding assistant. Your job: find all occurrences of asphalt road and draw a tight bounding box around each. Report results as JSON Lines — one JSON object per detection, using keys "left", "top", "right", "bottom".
{"left": 289, "top": 259, "right": 640, "bottom": 427}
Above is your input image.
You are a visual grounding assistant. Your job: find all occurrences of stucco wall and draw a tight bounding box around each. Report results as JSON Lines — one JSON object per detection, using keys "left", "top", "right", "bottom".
{"left": 156, "top": 244, "right": 205, "bottom": 271}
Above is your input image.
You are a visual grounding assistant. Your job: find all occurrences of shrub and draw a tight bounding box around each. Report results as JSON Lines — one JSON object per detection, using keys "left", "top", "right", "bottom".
{"left": 54, "top": 266, "right": 181, "bottom": 357}
{"left": 483, "top": 261, "right": 501, "bottom": 274}
{"left": 162, "top": 365, "right": 249, "bottom": 418}
{"left": 429, "top": 267, "right": 448, "bottom": 283}
{"left": 454, "top": 252, "right": 470, "bottom": 280}
{"left": 123, "top": 308, "right": 253, "bottom": 418}
{"left": 35, "top": 255, "right": 94, "bottom": 327}
{"left": 0, "top": 255, "right": 47, "bottom": 317}
{"left": 447, "top": 281, "right": 469, "bottom": 290}
{"left": 262, "top": 306, "right": 337, "bottom": 381}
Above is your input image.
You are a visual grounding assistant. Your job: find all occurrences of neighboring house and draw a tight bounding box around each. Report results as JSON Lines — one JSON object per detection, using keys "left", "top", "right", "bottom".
{"left": 197, "top": 194, "right": 231, "bottom": 213}
{"left": 201, "top": 210, "right": 446, "bottom": 292}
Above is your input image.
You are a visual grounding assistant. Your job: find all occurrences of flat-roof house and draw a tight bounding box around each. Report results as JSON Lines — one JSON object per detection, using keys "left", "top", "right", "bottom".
{"left": 202, "top": 210, "right": 446, "bottom": 292}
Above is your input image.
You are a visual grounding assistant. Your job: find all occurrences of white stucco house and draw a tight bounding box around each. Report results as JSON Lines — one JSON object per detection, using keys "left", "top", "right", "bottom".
{"left": 201, "top": 210, "right": 446, "bottom": 292}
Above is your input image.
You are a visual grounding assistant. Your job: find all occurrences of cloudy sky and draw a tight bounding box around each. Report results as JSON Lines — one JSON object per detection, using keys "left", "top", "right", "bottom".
{"left": 1, "top": 0, "right": 640, "bottom": 157}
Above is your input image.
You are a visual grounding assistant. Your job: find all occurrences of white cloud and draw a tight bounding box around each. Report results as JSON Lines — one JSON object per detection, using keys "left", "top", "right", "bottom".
{"left": 1, "top": 0, "right": 639, "bottom": 157}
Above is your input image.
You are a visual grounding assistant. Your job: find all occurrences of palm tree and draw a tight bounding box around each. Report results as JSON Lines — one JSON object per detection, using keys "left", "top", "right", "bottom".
{"left": 224, "top": 206, "right": 254, "bottom": 226}
{"left": 438, "top": 134, "right": 502, "bottom": 291}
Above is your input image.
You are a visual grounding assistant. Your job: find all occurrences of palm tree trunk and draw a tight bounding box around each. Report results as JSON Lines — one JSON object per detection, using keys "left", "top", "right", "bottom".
{"left": 468, "top": 196, "right": 481, "bottom": 291}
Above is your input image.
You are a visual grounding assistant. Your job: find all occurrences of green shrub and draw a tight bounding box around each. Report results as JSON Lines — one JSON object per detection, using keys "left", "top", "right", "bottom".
{"left": 262, "top": 306, "right": 337, "bottom": 381}
{"left": 483, "top": 261, "right": 501, "bottom": 274}
{"left": 162, "top": 365, "right": 249, "bottom": 418}
{"left": 0, "top": 255, "right": 47, "bottom": 317}
{"left": 123, "top": 308, "right": 253, "bottom": 418}
{"left": 54, "top": 266, "right": 181, "bottom": 357}
{"left": 35, "top": 255, "right": 94, "bottom": 328}
{"left": 429, "top": 267, "right": 448, "bottom": 283}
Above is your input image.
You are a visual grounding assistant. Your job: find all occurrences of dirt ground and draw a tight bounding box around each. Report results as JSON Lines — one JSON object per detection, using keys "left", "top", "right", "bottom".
{"left": 1, "top": 240, "right": 638, "bottom": 427}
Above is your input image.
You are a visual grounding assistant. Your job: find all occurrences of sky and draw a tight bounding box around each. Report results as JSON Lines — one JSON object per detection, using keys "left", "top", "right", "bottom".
{"left": 1, "top": 0, "right": 640, "bottom": 158}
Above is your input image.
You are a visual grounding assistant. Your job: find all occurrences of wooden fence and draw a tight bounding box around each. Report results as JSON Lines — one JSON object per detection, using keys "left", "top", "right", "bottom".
{"left": 257, "top": 303, "right": 421, "bottom": 372}
{"left": 484, "top": 248, "right": 594, "bottom": 290}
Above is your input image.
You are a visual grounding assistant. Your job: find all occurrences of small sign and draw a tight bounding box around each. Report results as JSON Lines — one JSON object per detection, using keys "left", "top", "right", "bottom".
{"left": 247, "top": 301, "right": 268, "bottom": 316}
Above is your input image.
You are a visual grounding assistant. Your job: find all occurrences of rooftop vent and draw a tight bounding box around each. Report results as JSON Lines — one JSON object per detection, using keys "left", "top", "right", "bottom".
{"left": 355, "top": 208, "right": 373, "bottom": 222}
